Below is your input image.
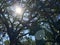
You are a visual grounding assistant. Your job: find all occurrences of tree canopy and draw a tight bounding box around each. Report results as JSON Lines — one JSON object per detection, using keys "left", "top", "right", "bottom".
{"left": 0, "top": 0, "right": 60, "bottom": 45}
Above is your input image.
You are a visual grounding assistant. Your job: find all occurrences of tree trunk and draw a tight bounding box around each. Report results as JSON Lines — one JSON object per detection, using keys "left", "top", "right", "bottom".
{"left": 9, "top": 33, "right": 22, "bottom": 45}
{"left": 7, "top": 28, "right": 20, "bottom": 45}
{"left": 10, "top": 36, "right": 16, "bottom": 45}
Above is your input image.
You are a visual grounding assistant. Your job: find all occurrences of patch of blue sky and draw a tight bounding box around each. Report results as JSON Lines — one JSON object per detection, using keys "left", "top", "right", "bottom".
{"left": 23, "top": 29, "right": 29, "bottom": 34}
{"left": 3, "top": 33, "right": 9, "bottom": 42}
{"left": 29, "top": 35, "right": 35, "bottom": 41}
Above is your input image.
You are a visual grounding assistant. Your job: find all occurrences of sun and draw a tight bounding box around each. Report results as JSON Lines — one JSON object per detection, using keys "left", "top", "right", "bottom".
{"left": 7, "top": 3, "right": 26, "bottom": 18}
{"left": 15, "top": 6, "right": 22, "bottom": 14}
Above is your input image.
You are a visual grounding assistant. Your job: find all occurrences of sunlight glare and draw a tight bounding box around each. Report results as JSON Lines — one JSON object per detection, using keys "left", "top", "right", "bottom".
{"left": 15, "top": 6, "right": 22, "bottom": 14}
